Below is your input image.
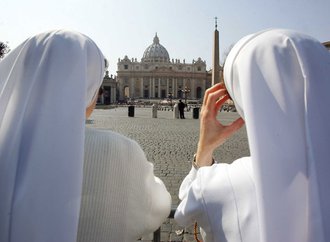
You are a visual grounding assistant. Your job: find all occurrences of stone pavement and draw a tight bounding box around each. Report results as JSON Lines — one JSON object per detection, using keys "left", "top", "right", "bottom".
{"left": 87, "top": 107, "right": 250, "bottom": 241}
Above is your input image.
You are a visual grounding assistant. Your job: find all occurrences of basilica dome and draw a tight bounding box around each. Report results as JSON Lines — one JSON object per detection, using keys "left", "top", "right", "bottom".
{"left": 142, "top": 34, "right": 170, "bottom": 62}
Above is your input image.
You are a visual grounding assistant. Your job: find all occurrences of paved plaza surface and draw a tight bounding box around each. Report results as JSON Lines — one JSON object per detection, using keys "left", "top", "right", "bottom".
{"left": 87, "top": 107, "right": 250, "bottom": 241}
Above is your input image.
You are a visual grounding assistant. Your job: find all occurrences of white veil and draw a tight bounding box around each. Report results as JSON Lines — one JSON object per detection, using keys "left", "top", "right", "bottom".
{"left": 0, "top": 30, "right": 104, "bottom": 242}
{"left": 224, "top": 29, "right": 330, "bottom": 242}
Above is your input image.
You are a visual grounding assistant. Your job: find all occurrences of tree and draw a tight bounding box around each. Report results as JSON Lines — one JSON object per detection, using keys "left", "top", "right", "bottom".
{"left": 0, "top": 41, "right": 10, "bottom": 59}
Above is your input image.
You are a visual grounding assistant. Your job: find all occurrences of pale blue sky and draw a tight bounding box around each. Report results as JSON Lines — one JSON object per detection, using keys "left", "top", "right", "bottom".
{"left": 1, "top": 0, "right": 329, "bottom": 75}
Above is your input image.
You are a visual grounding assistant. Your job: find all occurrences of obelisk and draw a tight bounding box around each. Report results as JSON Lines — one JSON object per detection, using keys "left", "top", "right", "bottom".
{"left": 212, "top": 17, "right": 220, "bottom": 85}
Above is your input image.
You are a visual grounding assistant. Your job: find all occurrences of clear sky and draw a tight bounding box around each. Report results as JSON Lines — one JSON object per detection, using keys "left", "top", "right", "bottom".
{"left": 1, "top": 0, "right": 329, "bottom": 75}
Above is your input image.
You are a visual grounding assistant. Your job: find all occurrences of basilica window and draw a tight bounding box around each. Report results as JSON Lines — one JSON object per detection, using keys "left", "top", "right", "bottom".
{"left": 124, "top": 64, "right": 128, "bottom": 70}
{"left": 197, "top": 66, "right": 201, "bottom": 71}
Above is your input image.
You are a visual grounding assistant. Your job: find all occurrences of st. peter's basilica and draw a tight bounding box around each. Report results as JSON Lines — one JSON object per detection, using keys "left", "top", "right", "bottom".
{"left": 100, "top": 33, "right": 212, "bottom": 104}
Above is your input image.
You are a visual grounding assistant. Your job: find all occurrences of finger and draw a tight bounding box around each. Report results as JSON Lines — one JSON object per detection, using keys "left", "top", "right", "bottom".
{"left": 205, "top": 88, "right": 227, "bottom": 109}
{"left": 203, "top": 83, "right": 225, "bottom": 106}
{"left": 214, "top": 94, "right": 230, "bottom": 112}
{"left": 224, "top": 117, "right": 245, "bottom": 135}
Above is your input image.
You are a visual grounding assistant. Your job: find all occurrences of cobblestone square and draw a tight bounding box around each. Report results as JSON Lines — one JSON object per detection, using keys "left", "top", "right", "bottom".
{"left": 87, "top": 107, "right": 250, "bottom": 241}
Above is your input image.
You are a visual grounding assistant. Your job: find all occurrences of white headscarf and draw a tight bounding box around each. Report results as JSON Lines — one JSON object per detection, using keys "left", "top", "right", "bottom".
{"left": 224, "top": 29, "right": 330, "bottom": 242}
{"left": 0, "top": 30, "right": 104, "bottom": 242}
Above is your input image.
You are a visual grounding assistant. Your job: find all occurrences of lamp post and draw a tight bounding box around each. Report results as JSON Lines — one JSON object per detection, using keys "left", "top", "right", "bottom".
{"left": 181, "top": 86, "right": 190, "bottom": 105}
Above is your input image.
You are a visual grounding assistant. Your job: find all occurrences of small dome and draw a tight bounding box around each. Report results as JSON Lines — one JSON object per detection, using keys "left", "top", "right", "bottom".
{"left": 142, "top": 33, "right": 170, "bottom": 62}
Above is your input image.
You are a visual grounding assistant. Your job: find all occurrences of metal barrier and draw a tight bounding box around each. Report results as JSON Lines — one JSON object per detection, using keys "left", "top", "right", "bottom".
{"left": 153, "top": 207, "right": 176, "bottom": 242}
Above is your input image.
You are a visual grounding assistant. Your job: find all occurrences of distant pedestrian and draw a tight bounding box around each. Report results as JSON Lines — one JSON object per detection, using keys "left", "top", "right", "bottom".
{"left": 178, "top": 99, "right": 185, "bottom": 119}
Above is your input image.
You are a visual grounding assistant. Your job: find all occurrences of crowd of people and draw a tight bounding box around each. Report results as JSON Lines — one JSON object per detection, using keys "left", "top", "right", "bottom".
{"left": 0, "top": 28, "right": 329, "bottom": 242}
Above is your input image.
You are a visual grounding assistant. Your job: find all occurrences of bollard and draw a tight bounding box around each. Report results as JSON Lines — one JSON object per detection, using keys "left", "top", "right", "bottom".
{"left": 173, "top": 103, "right": 179, "bottom": 119}
{"left": 192, "top": 107, "right": 200, "bottom": 119}
{"left": 152, "top": 104, "right": 158, "bottom": 118}
{"left": 128, "top": 105, "right": 135, "bottom": 117}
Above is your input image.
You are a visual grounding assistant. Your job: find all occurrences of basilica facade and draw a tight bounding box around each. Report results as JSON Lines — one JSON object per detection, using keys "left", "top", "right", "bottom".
{"left": 116, "top": 34, "right": 212, "bottom": 102}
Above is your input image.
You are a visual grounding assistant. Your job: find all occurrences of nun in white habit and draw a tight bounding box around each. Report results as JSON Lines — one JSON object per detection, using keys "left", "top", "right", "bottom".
{"left": 0, "top": 30, "right": 171, "bottom": 242}
{"left": 175, "top": 29, "right": 330, "bottom": 242}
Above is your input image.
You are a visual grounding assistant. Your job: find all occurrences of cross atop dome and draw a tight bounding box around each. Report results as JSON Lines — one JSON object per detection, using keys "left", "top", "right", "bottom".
{"left": 153, "top": 33, "right": 160, "bottom": 44}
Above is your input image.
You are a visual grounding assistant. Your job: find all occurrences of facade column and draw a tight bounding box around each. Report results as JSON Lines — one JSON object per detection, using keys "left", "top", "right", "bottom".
{"left": 152, "top": 77, "right": 155, "bottom": 98}
{"left": 174, "top": 78, "right": 177, "bottom": 98}
{"left": 149, "top": 77, "right": 153, "bottom": 98}
{"left": 166, "top": 78, "right": 169, "bottom": 97}
{"left": 141, "top": 78, "right": 144, "bottom": 98}
{"left": 131, "top": 78, "right": 135, "bottom": 98}
{"left": 119, "top": 78, "right": 123, "bottom": 100}
{"left": 191, "top": 79, "right": 196, "bottom": 99}
{"left": 146, "top": 77, "right": 151, "bottom": 98}
{"left": 128, "top": 78, "right": 132, "bottom": 98}
{"left": 203, "top": 78, "right": 206, "bottom": 98}
{"left": 150, "top": 77, "right": 153, "bottom": 98}
{"left": 195, "top": 79, "right": 198, "bottom": 99}
{"left": 158, "top": 78, "right": 161, "bottom": 98}
{"left": 111, "top": 86, "right": 116, "bottom": 103}
{"left": 108, "top": 87, "right": 112, "bottom": 103}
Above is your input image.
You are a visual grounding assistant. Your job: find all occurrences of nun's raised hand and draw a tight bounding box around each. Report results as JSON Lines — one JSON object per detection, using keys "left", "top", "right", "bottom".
{"left": 195, "top": 83, "right": 245, "bottom": 167}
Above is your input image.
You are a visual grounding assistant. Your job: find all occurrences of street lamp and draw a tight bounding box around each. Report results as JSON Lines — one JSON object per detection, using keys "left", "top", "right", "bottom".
{"left": 181, "top": 86, "right": 190, "bottom": 105}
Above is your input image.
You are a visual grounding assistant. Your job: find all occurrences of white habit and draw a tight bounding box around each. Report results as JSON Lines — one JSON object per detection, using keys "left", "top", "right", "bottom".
{"left": 224, "top": 29, "right": 330, "bottom": 242}
{"left": 175, "top": 158, "right": 259, "bottom": 242}
{"left": 77, "top": 128, "right": 171, "bottom": 242}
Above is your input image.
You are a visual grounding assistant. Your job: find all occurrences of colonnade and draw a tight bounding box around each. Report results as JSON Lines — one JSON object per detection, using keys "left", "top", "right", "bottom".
{"left": 124, "top": 77, "right": 207, "bottom": 99}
